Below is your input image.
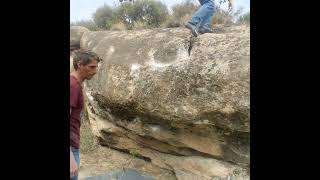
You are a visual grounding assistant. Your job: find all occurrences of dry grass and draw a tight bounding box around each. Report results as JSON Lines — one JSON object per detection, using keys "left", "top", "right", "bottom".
{"left": 80, "top": 113, "right": 99, "bottom": 154}
{"left": 110, "top": 22, "right": 127, "bottom": 31}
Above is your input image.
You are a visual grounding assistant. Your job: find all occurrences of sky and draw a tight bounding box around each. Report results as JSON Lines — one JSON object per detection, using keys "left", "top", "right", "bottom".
{"left": 70, "top": 0, "right": 250, "bottom": 22}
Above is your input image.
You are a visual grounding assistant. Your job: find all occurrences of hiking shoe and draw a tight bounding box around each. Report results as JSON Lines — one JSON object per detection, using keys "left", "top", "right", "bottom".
{"left": 185, "top": 23, "right": 199, "bottom": 37}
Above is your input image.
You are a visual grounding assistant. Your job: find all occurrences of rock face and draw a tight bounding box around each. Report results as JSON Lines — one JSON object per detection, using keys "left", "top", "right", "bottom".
{"left": 71, "top": 25, "right": 250, "bottom": 180}
{"left": 70, "top": 26, "right": 89, "bottom": 48}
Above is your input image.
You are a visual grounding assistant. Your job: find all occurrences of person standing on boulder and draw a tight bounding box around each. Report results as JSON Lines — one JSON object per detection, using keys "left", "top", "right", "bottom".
{"left": 185, "top": 0, "right": 234, "bottom": 37}
{"left": 70, "top": 49, "right": 101, "bottom": 180}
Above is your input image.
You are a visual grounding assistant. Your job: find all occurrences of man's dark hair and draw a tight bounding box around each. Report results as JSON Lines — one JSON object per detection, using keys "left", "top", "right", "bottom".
{"left": 72, "top": 49, "right": 101, "bottom": 70}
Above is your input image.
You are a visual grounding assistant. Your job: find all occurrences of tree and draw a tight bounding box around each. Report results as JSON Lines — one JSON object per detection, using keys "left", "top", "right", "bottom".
{"left": 115, "top": 0, "right": 168, "bottom": 29}
{"left": 115, "top": 2, "right": 135, "bottom": 28}
{"left": 131, "top": 0, "right": 168, "bottom": 28}
{"left": 93, "top": 5, "right": 116, "bottom": 29}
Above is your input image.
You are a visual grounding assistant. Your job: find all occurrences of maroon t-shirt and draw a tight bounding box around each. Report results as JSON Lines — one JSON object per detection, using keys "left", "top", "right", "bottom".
{"left": 70, "top": 75, "right": 84, "bottom": 149}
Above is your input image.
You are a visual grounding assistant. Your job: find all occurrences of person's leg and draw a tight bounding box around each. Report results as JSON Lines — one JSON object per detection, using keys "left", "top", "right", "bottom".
{"left": 199, "top": 0, "right": 215, "bottom": 33}
{"left": 70, "top": 147, "right": 80, "bottom": 180}
{"left": 186, "top": 0, "right": 215, "bottom": 36}
{"left": 188, "top": 0, "right": 214, "bottom": 27}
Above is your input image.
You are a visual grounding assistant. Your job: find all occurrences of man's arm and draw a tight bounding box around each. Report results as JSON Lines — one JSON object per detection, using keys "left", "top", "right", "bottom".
{"left": 70, "top": 108, "right": 78, "bottom": 177}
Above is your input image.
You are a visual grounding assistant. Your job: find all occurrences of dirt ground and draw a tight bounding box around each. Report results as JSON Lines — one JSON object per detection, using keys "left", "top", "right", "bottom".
{"left": 78, "top": 146, "right": 176, "bottom": 180}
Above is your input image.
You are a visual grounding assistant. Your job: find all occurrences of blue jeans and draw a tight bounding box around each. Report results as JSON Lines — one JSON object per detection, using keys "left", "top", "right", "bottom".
{"left": 71, "top": 147, "right": 80, "bottom": 180}
{"left": 188, "top": 0, "right": 215, "bottom": 30}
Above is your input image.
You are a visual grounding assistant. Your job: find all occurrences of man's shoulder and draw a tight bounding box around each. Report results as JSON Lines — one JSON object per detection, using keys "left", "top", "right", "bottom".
{"left": 70, "top": 76, "right": 81, "bottom": 90}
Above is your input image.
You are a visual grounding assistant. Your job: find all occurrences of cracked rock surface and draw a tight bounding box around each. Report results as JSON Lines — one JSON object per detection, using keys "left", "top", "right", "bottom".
{"left": 71, "top": 25, "right": 250, "bottom": 180}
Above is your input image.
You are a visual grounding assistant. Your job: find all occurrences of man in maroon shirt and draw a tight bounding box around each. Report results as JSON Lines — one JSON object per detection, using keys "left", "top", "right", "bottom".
{"left": 70, "top": 49, "right": 100, "bottom": 180}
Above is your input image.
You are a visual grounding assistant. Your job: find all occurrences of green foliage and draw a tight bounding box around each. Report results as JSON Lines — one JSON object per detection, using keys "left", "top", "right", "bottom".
{"left": 162, "top": 0, "right": 198, "bottom": 28}
{"left": 70, "top": 20, "right": 98, "bottom": 31}
{"left": 129, "top": 148, "right": 140, "bottom": 157}
{"left": 93, "top": 5, "right": 117, "bottom": 29}
{"left": 115, "top": 2, "right": 135, "bottom": 29}
{"left": 73, "top": 0, "right": 248, "bottom": 31}
{"left": 237, "top": 12, "right": 250, "bottom": 24}
{"left": 131, "top": 0, "right": 169, "bottom": 28}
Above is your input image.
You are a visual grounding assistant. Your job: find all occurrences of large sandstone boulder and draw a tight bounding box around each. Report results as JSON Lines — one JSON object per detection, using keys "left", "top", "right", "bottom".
{"left": 70, "top": 26, "right": 89, "bottom": 48}
{"left": 70, "top": 26, "right": 90, "bottom": 73}
{"left": 74, "top": 25, "right": 250, "bottom": 180}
